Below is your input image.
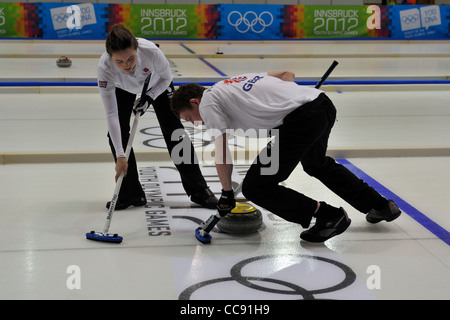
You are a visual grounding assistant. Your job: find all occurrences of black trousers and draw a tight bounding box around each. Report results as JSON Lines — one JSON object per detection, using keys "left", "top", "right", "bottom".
{"left": 242, "top": 93, "right": 384, "bottom": 228}
{"left": 108, "top": 84, "right": 207, "bottom": 203}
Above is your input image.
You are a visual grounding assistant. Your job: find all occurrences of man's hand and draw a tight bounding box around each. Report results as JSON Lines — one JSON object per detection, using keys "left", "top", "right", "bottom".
{"left": 115, "top": 157, "right": 128, "bottom": 182}
{"left": 217, "top": 189, "right": 236, "bottom": 217}
{"left": 268, "top": 70, "right": 295, "bottom": 82}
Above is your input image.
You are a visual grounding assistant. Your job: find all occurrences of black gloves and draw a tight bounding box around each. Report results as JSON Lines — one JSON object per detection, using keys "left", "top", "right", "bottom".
{"left": 217, "top": 189, "right": 236, "bottom": 217}
{"left": 133, "top": 95, "right": 154, "bottom": 116}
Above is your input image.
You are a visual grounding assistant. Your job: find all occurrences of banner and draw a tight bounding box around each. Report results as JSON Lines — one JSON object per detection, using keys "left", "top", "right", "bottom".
{"left": 302, "top": 5, "right": 386, "bottom": 39}
{"left": 0, "top": 2, "right": 43, "bottom": 38}
{"left": 43, "top": 3, "right": 107, "bottom": 39}
{"left": 127, "top": 5, "right": 202, "bottom": 39}
{"left": 387, "top": 4, "right": 448, "bottom": 39}
{"left": 0, "top": 2, "right": 448, "bottom": 40}
{"left": 216, "top": 4, "right": 284, "bottom": 40}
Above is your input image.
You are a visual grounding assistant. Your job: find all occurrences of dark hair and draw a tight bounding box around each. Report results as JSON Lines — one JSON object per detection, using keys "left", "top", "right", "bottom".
{"left": 106, "top": 24, "right": 139, "bottom": 56}
{"left": 171, "top": 83, "right": 206, "bottom": 118}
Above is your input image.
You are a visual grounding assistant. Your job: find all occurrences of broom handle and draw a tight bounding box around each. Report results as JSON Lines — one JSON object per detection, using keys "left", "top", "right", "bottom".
{"left": 102, "top": 112, "right": 141, "bottom": 234}
{"left": 315, "top": 60, "right": 339, "bottom": 89}
{"left": 102, "top": 74, "right": 152, "bottom": 234}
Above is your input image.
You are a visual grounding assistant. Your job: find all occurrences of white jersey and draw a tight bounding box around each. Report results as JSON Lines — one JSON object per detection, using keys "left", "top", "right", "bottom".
{"left": 97, "top": 38, "right": 172, "bottom": 158}
{"left": 199, "top": 72, "right": 322, "bottom": 140}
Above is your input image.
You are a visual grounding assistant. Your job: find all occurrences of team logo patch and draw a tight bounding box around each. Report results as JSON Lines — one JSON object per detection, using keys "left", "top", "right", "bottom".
{"left": 98, "top": 81, "right": 108, "bottom": 88}
{"left": 223, "top": 76, "right": 248, "bottom": 84}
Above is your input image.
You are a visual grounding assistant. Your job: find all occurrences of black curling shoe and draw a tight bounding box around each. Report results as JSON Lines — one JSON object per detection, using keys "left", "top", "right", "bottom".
{"left": 191, "top": 188, "right": 219, "bottom": 209}
{"left": 366, "top": 200, "right": 401, "bottom": 224}
{"left": 300, "top": 207, "right": 351, "bottom": 243}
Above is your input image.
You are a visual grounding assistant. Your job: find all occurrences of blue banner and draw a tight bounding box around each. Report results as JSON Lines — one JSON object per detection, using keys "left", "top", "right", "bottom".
{"left": 216, "top": 4, "right": 284, "bottom": 40}
{"left": 388, "top": 5, "right": 449, "bottom": 39}
{"left": 41, "top": 2, "right": 108, "bottom": 39}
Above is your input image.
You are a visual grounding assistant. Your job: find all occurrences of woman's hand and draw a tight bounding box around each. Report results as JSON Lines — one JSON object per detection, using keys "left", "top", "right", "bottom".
{"left": 115, "top": 157, "right": 128, "bottom": 182}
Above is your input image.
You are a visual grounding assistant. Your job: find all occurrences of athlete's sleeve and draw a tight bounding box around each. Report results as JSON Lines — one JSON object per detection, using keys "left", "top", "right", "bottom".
{"left": 200, "top": 104, "right": 230, "bottom": 142}
{"left": 146, "top": 46, "right": 172, "bottom": 100}
{"left": 100, "top": 93, "right": 125, "bottom": 158}
{"left": 97, "top": 67, "right": 125, "bottom": 158}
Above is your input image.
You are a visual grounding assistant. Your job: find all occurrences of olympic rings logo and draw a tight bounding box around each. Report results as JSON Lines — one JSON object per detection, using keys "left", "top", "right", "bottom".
{"left": 401, "top": 14, "right": 419, "bottom": 24}
{"left": 179, "top": 254, "right": 357, "bottom": 300}
{"left": 53, "top": 13, "right": 70, "bottom": 23}
{"left": 141, "top": 125, "right": 244, "bottom": 150}
{"left": 228, "top": 11, "right": 274, "bottom": 33}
